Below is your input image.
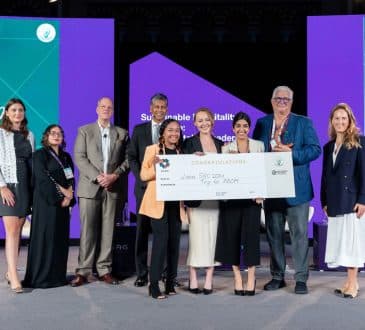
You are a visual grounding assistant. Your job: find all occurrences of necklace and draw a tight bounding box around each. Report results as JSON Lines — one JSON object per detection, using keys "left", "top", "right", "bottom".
{"left": 237, "top": 139, "right": 249, "bottom": 153}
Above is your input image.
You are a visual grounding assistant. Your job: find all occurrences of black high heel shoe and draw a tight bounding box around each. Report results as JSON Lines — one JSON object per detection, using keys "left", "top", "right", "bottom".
{"left": 148, "top": 283, "right": 167, "bottom": 299}
{"left": 203, "top": 288, "right": 213, "bottom": 295}
{"left": 234, "top": 279, "right": 244, "bottom": 296}
{"left": 203, "top": 285, "right": 213, "bottom": 295}
{"left": 165, "top": 281, "right": 177, "bottom": 295}
{"left": 234, "top": 289, "right": 245, "bottom": 296}
{"left": 342, "top": 290, "right": 358, "bottom": 299}
{"left": 244, "top": 280, "right": 256, "bottom": 296}
{"left": 188, "top": 281, "right": 202, "bottom": 294}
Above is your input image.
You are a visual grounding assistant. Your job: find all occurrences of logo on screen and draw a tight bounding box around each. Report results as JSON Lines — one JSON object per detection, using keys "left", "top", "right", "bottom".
{"left": 36, "top": 23, "right": 56, "bottom": 43}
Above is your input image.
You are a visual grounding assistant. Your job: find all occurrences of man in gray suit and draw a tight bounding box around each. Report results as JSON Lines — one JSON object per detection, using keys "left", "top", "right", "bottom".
{"left": 71, "top": 97, "right": 129, "bottom": 286}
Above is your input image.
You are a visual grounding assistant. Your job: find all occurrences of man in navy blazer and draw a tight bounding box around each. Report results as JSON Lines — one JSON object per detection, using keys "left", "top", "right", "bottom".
{"left": 128, "top": 93, "right": 168, "bottom": 287}
{"left": 253, "top": 86, "right": 321, "bottom": 294}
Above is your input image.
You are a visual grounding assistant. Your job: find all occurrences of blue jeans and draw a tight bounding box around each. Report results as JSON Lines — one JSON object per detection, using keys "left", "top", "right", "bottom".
{"left": 265, "top": 202, "right": 309, "bottom": 282}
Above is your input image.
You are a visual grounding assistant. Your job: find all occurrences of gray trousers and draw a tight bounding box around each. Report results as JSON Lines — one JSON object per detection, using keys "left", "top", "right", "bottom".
{"left": 76, "top": 190, "right": 122, "bottom": 277}
{"left": 265, "top": 202, "right": 309, "bottom": 282}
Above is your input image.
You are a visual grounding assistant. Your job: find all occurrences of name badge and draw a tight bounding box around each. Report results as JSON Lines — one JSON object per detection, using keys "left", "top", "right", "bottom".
{"left": 270, "top": 139, "right": 278, "bottom": 149}
{"left": 64, "top": 167, "right": 74, "bottom": 179}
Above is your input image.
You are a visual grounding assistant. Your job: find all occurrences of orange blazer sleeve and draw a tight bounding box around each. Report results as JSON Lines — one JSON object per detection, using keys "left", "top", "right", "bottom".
{"left": 140, "top": 144, "right": 158, "bottom": 182}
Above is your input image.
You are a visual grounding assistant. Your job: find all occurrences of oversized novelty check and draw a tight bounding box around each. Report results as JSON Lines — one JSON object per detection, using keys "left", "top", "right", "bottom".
{"left": 156, "top": 152, "right": 295, "bottom": 201}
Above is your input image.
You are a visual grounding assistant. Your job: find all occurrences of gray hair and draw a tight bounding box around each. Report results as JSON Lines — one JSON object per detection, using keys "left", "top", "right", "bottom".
{"left": 150, "top": 93, "right": 168, "bottom": 106}
{"left": 97, "top": 97, "right": 113, "bottom": 106}
{"left": 272, "top": 86, "right": 294, "bottom": 100}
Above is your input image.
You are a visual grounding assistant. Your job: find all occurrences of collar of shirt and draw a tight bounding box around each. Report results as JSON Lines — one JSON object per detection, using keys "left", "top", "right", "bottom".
{"left": 98, "top": 121, "right": 110, "bottom": 135}
{"left": 151, "top": 120, "right": 161, "bottom": 127}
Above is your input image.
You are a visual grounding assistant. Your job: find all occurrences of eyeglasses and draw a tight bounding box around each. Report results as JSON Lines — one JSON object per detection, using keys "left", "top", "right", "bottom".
{"left": 98, "top": 105, "right": 113, "bottom": 111}
{"left": 272, "top": 97, "right": 292, "bottom": 104}
{"left": 49, "top": 131, "right": 63, "bottom": 137}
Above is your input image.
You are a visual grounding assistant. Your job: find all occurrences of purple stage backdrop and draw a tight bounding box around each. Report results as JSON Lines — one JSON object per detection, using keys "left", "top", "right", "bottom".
{"left": 0, "top": 18, "right": 114, "bottom": 239}
{"left": 131, "top": 21, "right": 365, "bottom": 238}
{"left": 307, "top": 15, "right": 365, "bottom": 229}
{"left": 59, "top": 18, "right": 114, "bottom": 239}
{"left": 128, "top": 52, "right": 265, "bottom": 218}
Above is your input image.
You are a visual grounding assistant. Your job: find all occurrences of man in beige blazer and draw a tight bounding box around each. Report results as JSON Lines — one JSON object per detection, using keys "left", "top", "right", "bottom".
{"left": 71, "top": 97, "right": 129, "bottom": 286}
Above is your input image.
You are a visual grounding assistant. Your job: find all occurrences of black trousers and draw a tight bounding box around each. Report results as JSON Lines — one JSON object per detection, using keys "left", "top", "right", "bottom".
{"left": 135, "top": 196, "right": 151, "bottom": 279}
{"left": 150, "top": 202, "right": 181, "bottom": 284}
{"left": 215, "top": 200, "right": 261, "bottom": 267}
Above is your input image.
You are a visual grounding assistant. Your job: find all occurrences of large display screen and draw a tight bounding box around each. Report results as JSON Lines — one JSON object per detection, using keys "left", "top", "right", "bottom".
{"left": 307, "top": 15, "right": 365, "bottom": 227}
{"left": 0, "top": 17, "right": 114, "bottom": 239}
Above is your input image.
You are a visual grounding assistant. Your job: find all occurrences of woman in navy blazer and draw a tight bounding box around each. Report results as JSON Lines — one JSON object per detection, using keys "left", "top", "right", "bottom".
{"left": 321, "top": 103, "right": 365, "bottom": 299}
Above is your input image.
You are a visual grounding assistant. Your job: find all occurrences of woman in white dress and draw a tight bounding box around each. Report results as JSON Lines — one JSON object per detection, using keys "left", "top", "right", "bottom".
{"left": 321, "top": 102, "right": 365, "bottom": 298}
{"left": 183, "top": 108, "right": 223, "bottom": 294}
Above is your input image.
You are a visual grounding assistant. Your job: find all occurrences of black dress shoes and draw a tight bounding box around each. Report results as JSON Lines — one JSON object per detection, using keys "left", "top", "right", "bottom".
{"left": 263, "top": 279, "right": 286, "bottom": 291}
{"left": 134, "top": 277, "right": 148, "bottom": 287}
{"left": 294, "top": 281, "right": 308, "bottom": 294}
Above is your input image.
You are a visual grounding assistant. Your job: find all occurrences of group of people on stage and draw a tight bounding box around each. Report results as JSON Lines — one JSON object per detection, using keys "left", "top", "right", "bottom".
{"left": 1, "top": 85, "right": 365, "bottom": 300}
{"left": 0, "top": 97, "right": 129, "bottom": 292}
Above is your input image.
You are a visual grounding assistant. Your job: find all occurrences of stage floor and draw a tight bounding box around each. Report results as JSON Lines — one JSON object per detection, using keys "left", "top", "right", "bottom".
{"left": 0, "top": 233, "right": 364, "bottom": 330}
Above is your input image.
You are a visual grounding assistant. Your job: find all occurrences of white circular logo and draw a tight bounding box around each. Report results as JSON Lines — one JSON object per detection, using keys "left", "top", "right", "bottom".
{"left": 36, "top": 23, "right": 56, "bottom": 43}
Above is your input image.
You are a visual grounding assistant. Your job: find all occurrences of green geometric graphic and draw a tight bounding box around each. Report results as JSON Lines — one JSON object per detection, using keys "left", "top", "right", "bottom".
{"left": 0, "top": 18, "right": 59, "bottom": 148}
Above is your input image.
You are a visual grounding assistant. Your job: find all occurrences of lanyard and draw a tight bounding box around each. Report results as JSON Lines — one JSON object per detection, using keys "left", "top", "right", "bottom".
{"left": 48, "top": 148, "right": 65, "bottom": 169}
{"left": 271, "top": 115, "right": 289, "bottom": 140}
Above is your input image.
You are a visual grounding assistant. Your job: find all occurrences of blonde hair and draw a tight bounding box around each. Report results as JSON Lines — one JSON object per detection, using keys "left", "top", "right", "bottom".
{"left": 193, "top": 107, "right": 215, "bottom": 126}
{"left": 328, "top": 102, "right": 361, "bottom": 149}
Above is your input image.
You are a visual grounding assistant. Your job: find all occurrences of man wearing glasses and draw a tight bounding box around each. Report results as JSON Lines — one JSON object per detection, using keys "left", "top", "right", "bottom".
{"left": 253, "top": 86, "right": 321, "bottom": 294}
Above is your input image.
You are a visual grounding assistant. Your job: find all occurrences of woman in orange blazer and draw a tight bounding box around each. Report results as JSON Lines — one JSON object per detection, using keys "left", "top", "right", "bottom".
{"left": 139, "top": 118, "right": 187, "bottom": 299}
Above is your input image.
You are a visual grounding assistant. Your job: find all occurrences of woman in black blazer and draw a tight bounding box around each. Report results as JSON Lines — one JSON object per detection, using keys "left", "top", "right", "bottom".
{"left": 321, "top": 103, "right": 365, "bottom": 299}
{"left": 183, "top": 107, "right": 223, "bottom": 294}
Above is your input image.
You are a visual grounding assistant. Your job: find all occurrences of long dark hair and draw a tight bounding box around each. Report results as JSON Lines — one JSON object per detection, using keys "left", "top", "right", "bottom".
{"left": 158, "top": 118, "right": 182, "bottom": 154}
{"left": 1, "top": 98, "right": 29, "bottom": 137}
{"left": 41, "top": 124, "right": 66, "bottom": 150}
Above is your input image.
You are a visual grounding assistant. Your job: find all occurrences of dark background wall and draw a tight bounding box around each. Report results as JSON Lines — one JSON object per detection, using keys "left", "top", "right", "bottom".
{"left": 0, "top": 0, "right": 363, "bottom": 127}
